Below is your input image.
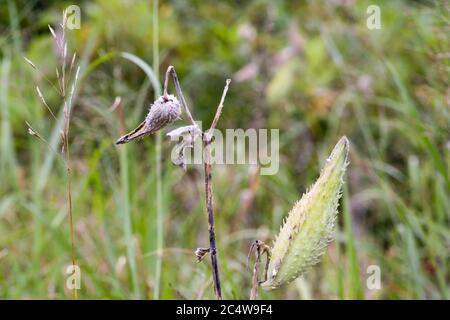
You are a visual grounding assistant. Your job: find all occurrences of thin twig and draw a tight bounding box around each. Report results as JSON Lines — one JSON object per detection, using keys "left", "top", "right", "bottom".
{"left": 203, "top": 141, "right": 222, "bottom": 299}
{"left": 163, "top": 65, "right": 170, "bottom": 97}
{"left": 141, "top": 65, "right": 231, "bottom": 299}
{"left": 166, "top": 66, "right": 231, "bottom": 299}
{"left": 250, "top": 245, "right": 261, "bottom": 300}
{"left": 166, "top": 66, "right": 197, "bottom": 126}
{"left": 65, "top": 139, "right": 77, "bottom": 300}
{"left": 201, "top": 80, "right": 232, "bottom": 300}
{"left": 206, "top": 79, "right": 231, "bottom": 139}
{"left": 248, "top": 240, "right": 271, "bottom": 300}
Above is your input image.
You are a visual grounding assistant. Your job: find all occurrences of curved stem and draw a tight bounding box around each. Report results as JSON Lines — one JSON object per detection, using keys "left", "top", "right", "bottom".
{"left": 166, "top": 66, "right": 196, "bottom": 126}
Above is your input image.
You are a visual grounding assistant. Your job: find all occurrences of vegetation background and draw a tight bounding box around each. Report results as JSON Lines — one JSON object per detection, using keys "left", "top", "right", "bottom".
{"left": 0, "top": 0, "right": 449, "bottom": 299}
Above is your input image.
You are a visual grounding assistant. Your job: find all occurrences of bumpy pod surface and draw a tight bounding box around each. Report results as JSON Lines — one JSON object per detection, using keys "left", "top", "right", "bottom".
{"left": 261, "top": 136, "right": 349, "bottom": 290}
{"left": 144, "top": 94, "right": 181, "bottom": 132}
{"left": 116, "top": 94, "right": 181, "bottom": 145}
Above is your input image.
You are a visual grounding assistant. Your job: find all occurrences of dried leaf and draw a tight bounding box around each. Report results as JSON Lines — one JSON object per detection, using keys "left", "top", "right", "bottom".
{"left": 167, "top": 125, "right": 201, "bottom": 170}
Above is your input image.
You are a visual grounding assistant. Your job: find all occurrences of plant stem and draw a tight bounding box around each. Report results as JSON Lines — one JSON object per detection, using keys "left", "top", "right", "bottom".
{"left": 67, "top": 175, "right": 77, "bottom": 300}
{"left": 248, "top": 240, "right": 270, "bottom": 300}
{"left": 115, "top": 100, "right": 141, "bottom": 299}
{"left": 203, "top": 138, "right": 222, "bottom": 300}
{"left": 250, "top": 248, "right": 260, "bottom": 300}
{"left": 120, "top": 138, "right": 141, "bottom": 298}
{"left": 153, "top": 0, "right": 163, "bottom": 300}
{"left": 207, "top": 79, "right": 231, "bottom": 137}
{"left": 202, "top": 79, "right": 230, "bottom": 300}
{"left": 165, "top": 66, "right": 230, "bottom": 299}
{"left": 166, "top": 66, "right": 196, "bottom": 127}
{"left": 65, "top": 140, "right": 77, "bottom": 300}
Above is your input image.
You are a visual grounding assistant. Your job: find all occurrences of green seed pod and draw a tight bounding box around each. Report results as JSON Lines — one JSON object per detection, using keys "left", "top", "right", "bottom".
{"left": 261, "top": 136, "right": 349, "bottom": 290}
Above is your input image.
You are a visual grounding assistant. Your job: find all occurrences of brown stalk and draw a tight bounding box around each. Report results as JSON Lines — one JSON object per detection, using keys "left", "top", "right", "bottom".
{"left": 164, "top": 66, "right": 231, "bottom": 299}
{"left": 202, "top": 79, "right": 231, "bottom": 300}
{"left": 248, "top": 240, "right": 270, "bottom": 300}
{"left": 164, "top": 66, "right": 197, "bottom": 127}
{"left": 203, "top": 139, "right": 222, "bottom": 299}
{"left": 249, "top": 245, "right": 261, "bottom": 300}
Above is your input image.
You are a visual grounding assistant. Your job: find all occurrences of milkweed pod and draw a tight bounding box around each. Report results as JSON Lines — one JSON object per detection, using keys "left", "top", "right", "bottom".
{"left": 115, "top": 95, "right": 181, "bottom": 145}
{"left": 261, "top": 136, "right": 349, "bottom": 290}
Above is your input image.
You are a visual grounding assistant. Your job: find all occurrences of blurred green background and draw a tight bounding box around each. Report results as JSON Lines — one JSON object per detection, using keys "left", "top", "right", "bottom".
{"left": 0, "top": 0, "right": 449, "bottom": 299}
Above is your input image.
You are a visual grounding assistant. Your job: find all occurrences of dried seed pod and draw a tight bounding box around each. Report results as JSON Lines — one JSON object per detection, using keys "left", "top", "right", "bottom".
{"left": 116, "top": 94, "right": 181, "bottom": 144}
{"left": 261, "top": 136, "right": 349, "bottom": 290}
{"left": 194, "top": 247, "right": 210, "bottom": 263}
{"left": 167, "top": 125, "right": 202, "bottom": 171}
